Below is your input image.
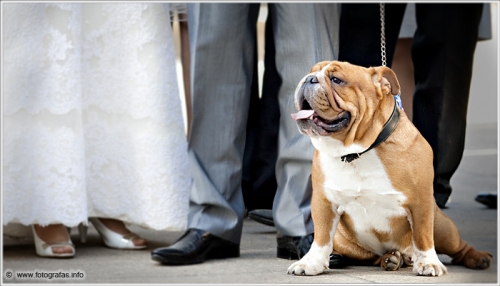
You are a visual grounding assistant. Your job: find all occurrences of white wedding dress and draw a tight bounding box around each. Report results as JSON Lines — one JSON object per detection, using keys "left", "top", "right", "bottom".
{"left": 3, "top": 3, "right": 190, "bottom": 231}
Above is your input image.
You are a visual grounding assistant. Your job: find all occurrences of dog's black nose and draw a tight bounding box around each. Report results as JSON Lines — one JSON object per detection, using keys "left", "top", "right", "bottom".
{"left": 305, "top": 75, "right": 319, "bottom": 84}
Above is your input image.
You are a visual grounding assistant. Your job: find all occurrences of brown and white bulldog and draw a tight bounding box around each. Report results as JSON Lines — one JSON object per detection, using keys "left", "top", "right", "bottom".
{"left": 287, "top": 61, "right": 492, "bottom": 276}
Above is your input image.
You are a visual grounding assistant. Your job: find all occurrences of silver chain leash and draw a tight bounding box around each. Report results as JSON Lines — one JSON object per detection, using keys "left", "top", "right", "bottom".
{"left": 380, "top": 3, "right": 404, "bottom": 110}
{"left": 380, "top": 3, "right": 387, "bottom": 67}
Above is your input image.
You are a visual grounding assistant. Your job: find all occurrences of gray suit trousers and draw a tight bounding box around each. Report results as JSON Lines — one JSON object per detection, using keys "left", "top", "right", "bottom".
{"left": 187, "top": 3, "right": 339, "bottom": 244}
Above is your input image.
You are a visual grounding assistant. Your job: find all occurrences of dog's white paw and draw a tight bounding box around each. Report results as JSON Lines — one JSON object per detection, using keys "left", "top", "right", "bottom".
{"left": 412, "top": 249, "right": 447, "bottom": 277}
{"left": 287, "top": 255, "right": 328, "bottom": 276}
{"left": 414, "top": 262, "right": 447, "bottom": 276}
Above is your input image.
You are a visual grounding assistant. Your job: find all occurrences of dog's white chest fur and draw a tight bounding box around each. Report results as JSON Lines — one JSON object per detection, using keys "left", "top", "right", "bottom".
{"left": 312, "top": 137, "right": 408, "bottom": 255}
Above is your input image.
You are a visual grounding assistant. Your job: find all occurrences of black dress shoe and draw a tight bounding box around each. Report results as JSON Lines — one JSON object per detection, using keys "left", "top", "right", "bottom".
{"left": 475, "top": 192, "right": 497, "bottom": 209}
{"left": 248, "top": 209, "right": 274, "bottom": 227}
{"left": 277, "top": 231, "right": 346, "bottom": 268}
{"left": 151, "top": 228, "right": 239, "bottom": 265}
{"left": 276, "top": 232, "right": 313, "bottom": 260}
{"left": 329, "top": 253, "right": 346, "bottom": 268}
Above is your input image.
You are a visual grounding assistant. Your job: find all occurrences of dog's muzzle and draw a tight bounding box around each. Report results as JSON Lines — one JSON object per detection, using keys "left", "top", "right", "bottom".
{"left": 292, "top": 76, "right": 350, "bottom": 136}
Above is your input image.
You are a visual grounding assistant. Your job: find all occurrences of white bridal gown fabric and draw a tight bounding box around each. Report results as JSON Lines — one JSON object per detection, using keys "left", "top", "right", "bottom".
{"left": 3, "top": 3, "right": 190, "bottom": 231}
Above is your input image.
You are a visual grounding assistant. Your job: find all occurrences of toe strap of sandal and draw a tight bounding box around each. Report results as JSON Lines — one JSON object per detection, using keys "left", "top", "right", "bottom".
{"left": 41, "top": 241, "right": 74, "bottom": 250}
{"left": 119, "top": 232, "right": 144, "bottom": 248}
{"left": 42, "top": 241, "right": 76, "bottom": 256}
{"left": 122, "top": 232, "right": 139, "bottom": 241}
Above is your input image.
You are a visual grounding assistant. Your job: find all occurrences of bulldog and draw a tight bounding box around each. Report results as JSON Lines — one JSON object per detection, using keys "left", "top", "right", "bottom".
{"left": 287, "top": 61, "right": 493, "bottom": 276}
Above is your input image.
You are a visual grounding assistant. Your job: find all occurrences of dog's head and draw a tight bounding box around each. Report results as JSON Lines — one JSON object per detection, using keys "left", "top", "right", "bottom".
{"left": 292, "top": 61, "right": 400, "bottom": 149}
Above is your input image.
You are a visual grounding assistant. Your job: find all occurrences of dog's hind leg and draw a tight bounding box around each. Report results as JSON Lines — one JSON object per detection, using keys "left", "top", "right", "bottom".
{"left": 380, "top": 250, "right": 404, "bottom": 271}
{"left": 434, "top": 205, "right": 493, "bottom": 269}
{"left": 331, "top": 223, "right": 379, "bottom": 265}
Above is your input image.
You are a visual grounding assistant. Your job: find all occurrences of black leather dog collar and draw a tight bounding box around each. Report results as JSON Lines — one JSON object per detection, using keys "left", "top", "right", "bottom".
{"left": 341, "top": 97, "right": 400, "bottom": 163}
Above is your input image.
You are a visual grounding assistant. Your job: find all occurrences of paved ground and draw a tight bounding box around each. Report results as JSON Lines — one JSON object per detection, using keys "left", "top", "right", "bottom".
{"left": 1, "top": 123, "right": 498, "bottom": 284}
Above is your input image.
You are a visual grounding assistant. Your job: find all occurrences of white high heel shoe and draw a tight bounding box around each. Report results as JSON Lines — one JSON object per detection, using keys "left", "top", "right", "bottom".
{"left": 89, "top": 218, "right": 146, "bottom": 250}
{"left": 32, "top": 225, "right": 75, "bottom": 258}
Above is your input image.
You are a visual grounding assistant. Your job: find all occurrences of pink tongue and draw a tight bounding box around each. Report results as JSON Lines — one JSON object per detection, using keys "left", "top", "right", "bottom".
{"left": 291, "top": 110, "right": 314, "bottom": 121}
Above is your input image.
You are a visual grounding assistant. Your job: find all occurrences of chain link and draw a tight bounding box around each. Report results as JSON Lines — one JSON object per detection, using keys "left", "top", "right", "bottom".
{"left": 380, "top": 3, "right": 387, "bottom": 67}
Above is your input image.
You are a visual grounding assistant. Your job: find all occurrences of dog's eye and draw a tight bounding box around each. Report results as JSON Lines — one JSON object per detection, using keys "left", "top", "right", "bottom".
{"left": 331, "top": 76, "right": 344, "bottom": 85}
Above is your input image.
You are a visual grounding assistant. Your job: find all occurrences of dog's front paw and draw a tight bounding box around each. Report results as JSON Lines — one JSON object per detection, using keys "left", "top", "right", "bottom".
{"left": 413, "top": 254, "right": 447, "bottom": 276}
{"left": 287, "top": 256, "right": 328, "bottom": 276}
{"left": 414, "top": 262, "right": 447, "bottom": 276}
{"left": 381, "top": 250, "right": 403, "bottom": 271}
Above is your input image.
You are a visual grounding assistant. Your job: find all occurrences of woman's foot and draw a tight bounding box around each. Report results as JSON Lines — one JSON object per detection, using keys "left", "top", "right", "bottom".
{"left": 90, "top": 218, "right": 146, "bottom": 249}
{"left": 32, "top": 224, "right": 75, "bottom": 257}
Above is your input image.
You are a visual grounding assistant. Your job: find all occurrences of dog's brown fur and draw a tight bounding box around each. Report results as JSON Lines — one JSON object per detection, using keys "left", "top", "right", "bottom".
{"left": 287, "top": 61, "right": 492, "bottom": 276}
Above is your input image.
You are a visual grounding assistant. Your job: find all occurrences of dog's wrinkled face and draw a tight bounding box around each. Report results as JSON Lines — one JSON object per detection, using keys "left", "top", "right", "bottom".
{"left": 292, "top": 61, "right": 400, "bottom": 146}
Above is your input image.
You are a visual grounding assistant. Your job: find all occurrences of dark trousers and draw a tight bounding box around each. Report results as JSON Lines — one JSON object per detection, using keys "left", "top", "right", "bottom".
{"left": 339, "top": 4, "right": 483, "bottom": 204}
{"left": 242, "top": 15, "right": 279, "bottom": 211}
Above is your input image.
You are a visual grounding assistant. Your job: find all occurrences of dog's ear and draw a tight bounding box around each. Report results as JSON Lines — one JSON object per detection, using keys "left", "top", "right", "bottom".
{"left": 372, "top": 66, "right": 401, "bottom": 97}
{"left": 309, "top": 61, "right": 333, "bottom": 73}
